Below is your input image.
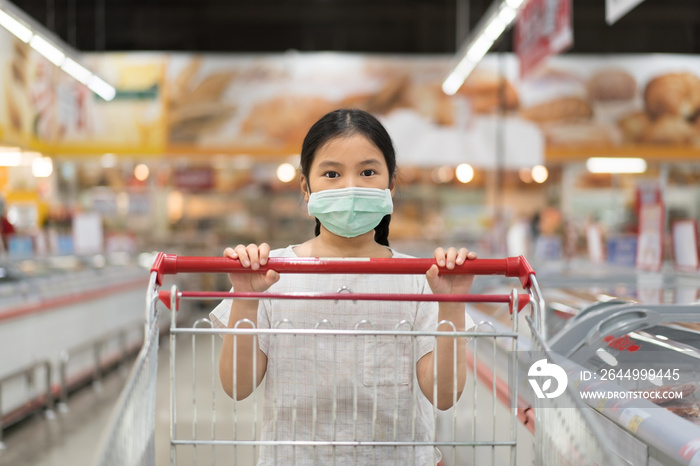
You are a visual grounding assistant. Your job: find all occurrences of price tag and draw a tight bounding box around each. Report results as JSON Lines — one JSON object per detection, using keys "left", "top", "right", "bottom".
{"left": 595, "top": 398, "right": 607, "bottom": 412}
{"left": 620, "top": 408, "right": 650, "bottom": 434}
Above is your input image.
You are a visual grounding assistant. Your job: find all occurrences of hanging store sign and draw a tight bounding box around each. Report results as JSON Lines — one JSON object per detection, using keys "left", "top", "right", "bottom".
{"left": 514, "top": 0, "right": 573, "bottom": 79}
{"left": 671, "top": 219, "right": 699, "bottom": 273}
{"left": 636, "top": 202, "right": 664, "bottom": 272}
{"left": 173, "top": 167, "right": 214, "bottom": 191}
{"left": 605, "top": 0, "right": 646, "bottom": 25}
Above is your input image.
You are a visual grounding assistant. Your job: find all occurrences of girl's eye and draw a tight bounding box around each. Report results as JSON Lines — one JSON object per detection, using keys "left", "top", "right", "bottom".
{"left": 361, "top": 169, "right": 375, "bottom": 177}
{"left": 324, "top": 171, "right": 340, "bottom": 178}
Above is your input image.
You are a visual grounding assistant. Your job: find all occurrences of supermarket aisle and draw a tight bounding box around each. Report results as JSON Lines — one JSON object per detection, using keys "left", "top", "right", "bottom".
{"left": 0, "top": 364, "right": 128, "bottom": 466}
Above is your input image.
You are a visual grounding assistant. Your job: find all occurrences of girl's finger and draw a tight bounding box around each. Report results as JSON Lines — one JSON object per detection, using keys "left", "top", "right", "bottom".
{"left": 259, "top": 242, "right": 271, "bottom": 266}
{"left": 426, "top": 264, "right": 439, "bottom": 279}
{"left": 246, "top": 243, "right": 260, "bottom": 270}
{"left": 433, "top": 247, "right": 446, "bottom": 267}
{"left": 445, "top": 247, "right": 458, "bottom": 268}
{"left": 455, "top": 247, "right": 469, "bottom": 264}
{"left": 265, "top": 269, "right": 280, "bottom": 286}
{"left": 235, "top": 244, "right": 250, "bottom": 267}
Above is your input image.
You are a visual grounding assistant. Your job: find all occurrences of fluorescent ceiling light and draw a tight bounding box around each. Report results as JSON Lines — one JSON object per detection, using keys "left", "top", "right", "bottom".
{"left": 442, "top": 57, "right": 478, "bottom": 95}
{"left": 442, "top": 0, "right": 523, "bottom": 95}
{"left": 506, "top": 0, "right": 526, "bottom": 8}
{"left": 0, "top": 8, "right": 30, "bottom": 42}
{"left": 30, "top": 34, "right": 65, "bottom": 66}
{"left": 61, "top": 57, "right": 92, "bottom": 85}
{"left": 586, "top": 157, "right": 647, "bottom": 174}
{"left": 442, "top": 72, "right": 467, "bottom": 95}
{"left": 0, "top": 151, "right": 22, "bottom": 166}
{"left": 467, "top": 35, "right": 494, "bottom": 63}
{"left": 498, "top": 5, "right": 517, "bottom": 24}
{"left": 89, "top": 75, "right": 117, "bottom": 101}
{"left": 483, "top": 14, "right": 507, "bottom": 41}
{"left": 0, "top": 2, "right": 116, "bottom": 101}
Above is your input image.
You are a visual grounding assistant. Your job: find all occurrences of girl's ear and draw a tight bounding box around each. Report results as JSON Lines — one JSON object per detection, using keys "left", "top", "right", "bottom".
{"left": 300, "top": 175, "right": 310, "bottom": 202}
{"left": 389, "top": 174, "right": 397, "bottom": 197}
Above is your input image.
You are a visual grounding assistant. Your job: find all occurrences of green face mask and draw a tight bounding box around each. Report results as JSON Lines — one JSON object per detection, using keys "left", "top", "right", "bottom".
{"left": 307, "top": 187, "right": 393, "bottom": 238}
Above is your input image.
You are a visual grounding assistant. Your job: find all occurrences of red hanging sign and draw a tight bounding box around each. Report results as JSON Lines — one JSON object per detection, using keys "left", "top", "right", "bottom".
{"left": 514, "top": 0, "right": 573, "bottom": 79}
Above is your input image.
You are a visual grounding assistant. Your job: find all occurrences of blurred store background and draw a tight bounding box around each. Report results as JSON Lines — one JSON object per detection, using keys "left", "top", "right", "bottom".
{"left": 0, "top": 0, "right": 699, "bottom": 264}
{"left": 1, "top": 0, "right": 700, "bottom": 464}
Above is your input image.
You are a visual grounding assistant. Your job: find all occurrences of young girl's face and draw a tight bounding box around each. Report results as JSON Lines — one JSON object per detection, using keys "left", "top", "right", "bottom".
{"left": 302, "top": 134, "right": 393, "bottom": 200}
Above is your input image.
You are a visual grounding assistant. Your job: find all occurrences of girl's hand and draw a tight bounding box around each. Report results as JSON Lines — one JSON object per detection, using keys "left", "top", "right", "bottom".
{"left": 223, "top": 243, "right": 280, "bottom": 292}
{"left": 426, "top": 247, "right": 477, "bottom": 295}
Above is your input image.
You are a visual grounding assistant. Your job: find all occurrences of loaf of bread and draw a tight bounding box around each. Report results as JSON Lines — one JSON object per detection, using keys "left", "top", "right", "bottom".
{"left": 641, "top": 115, "right": 695, "bottom": 145}
{"left": 520, "top": 97, "right": 592, "bottom": 123}
{"left": 618, "top": 112, "right": 652, "bottom": 143}
{"left": 587, "top": 69, "right": 637, "bottom": 102}
{"left": 644, "top": 72, "right": 700, "bottom": 119}
{"left": 541, "top": 121, "right": 622, "bottom": 147}
{"left": 457, "top": 70, "right": 519, "bottom": 113}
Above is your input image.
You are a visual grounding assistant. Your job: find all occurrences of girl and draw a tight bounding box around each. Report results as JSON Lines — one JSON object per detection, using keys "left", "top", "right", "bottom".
{"left": 210, "top": 108, "right": 477, "bottom": 465}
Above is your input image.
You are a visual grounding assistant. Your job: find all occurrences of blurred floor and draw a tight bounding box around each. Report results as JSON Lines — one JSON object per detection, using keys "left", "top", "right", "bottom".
{"left": 0, "top": 364, "right": 129, "bottom": 466}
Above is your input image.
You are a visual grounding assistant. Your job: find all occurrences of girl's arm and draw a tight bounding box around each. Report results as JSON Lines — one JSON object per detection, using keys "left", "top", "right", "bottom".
{"left": 218, "top": 244, "right": 279, "bottom": 400}
{"left": 416, "top": 247, "right": 476, "bottom": 410}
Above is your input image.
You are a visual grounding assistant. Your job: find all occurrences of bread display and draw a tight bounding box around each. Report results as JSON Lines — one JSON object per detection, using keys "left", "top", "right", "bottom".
{"left": 457, "top": 70, "right": 519, "bottom": 113}
{"left": 341, "top": 75, "right": 410, "bottom": 115}
{"left": 168, "top": 61, "right": 239, "bottom": 143}
{"left": 611, "top": 71, "right": 700, "bottom": 146}
{"left": 240, "top": 95, "right": 336, "bottom": 148}
{"left": 501, "top": 63, "right": 700, "bottom": 149}
{"left": 618, "top": 112, "right": 652, "bottom": 143}
{"left": 641, "top": 114, "right": 695, "bottom": 145}
{"left": 541, "top": 121, "right": 622, "bottom": 147}
{"left": 520, "top": 96, "right": 592, "bottom": 123}
{"left": 5, "top": 39, "right": 30, "bottom": 134}
{"left": 587, "top": 69, "right": 637, "bottom": 102}
{"left": 644, "top": 72, "right": 700, "bottom": 119}
{"left": 158, "top": 56, "right": 700, "bottom": 154}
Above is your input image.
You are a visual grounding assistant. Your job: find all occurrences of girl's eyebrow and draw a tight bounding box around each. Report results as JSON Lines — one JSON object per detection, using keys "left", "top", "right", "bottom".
{"left": 357, "top": 159, "right": 382, "bottom": 167}
{"left": 316, "top": 159, "right": 382, "bottom": 169}
{"left": 317, "top": 160, "right": 344, "bottom": 169}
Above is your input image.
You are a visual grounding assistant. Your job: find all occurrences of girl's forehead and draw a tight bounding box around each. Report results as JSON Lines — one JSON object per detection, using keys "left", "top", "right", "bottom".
{"left": 312, "top": 134, "right": 385, "bottom": 166}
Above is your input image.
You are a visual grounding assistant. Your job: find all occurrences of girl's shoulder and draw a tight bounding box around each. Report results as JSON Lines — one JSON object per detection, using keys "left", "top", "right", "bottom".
{"left": 270, "top": 245, "right": 297, "bottom": 258}
{"left": 389, "top": 249, "right": 416, "bottom": 259}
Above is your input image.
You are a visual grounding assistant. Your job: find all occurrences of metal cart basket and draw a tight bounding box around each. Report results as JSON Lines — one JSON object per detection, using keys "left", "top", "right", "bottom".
{"left": 92, "top": 252, "right": 624, "bottom": 466}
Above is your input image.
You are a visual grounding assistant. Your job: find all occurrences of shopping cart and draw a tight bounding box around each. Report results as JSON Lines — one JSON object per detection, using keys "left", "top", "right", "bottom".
{"left": 92, "top": 252, "right": 624, "bottom": 466}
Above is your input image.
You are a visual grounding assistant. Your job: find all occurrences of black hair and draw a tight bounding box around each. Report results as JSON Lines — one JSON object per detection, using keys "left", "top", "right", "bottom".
{"left": 300, "top": 108, "right": 396, "bottom": 247}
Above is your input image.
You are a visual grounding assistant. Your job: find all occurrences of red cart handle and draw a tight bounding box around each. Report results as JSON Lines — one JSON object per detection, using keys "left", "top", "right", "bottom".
{"left": 151, "top": 252, "right": 535, "bottom": 288}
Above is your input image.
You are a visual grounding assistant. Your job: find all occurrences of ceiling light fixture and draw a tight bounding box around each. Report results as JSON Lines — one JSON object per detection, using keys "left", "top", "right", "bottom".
{"left": 29, "top": 34, "right": 65, "bottom": 66}
{"left": 0, "top": 0, "right": 116, "bottom": 101}
{"left": 61, "top": 57, "right": 93, "bottom": 85}
{"left": 586, "top": 157, "right": 647, "bottom": 174}
{"left": 442, "top": 0, "right": 526, "bottom": 95}
{"left": 0, "top": 147, "right": 22, "bottom": 166}
{"left": 0, "top": 7, "right": 30, "bottom": 41}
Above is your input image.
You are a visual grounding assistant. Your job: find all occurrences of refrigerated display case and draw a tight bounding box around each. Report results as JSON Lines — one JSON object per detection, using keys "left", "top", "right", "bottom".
{"left": 0, "top": 253, "right": 151, "bottom": 442}
{"left": 467, "top": 262, "right": 700, "bottom": 466}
